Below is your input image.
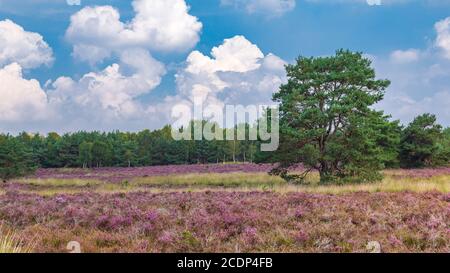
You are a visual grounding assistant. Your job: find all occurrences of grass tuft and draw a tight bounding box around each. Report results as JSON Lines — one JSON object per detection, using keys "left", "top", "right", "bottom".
{"left": 0, "top": 225, "right": 34, "bottom": 253}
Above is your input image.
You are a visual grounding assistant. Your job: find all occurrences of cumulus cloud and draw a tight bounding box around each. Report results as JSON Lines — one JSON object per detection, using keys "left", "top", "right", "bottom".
{"left": 0, "top": 20, "right": 53, "bottom": 126}
{"left": 169, "top": 35, "right": 286, "bottom": 126}
{"left": 0, "top": 17, "right": 168, "bottom": 131}
{"left": 0, "top": 63, "right": 50, "bottom": 122}
{"left": 66, "top": 0, "right": 202, "bottom": 64}
{"left": 186, "top": 36, "right": 265, "bottom": 74}
{"left": 48, "top": 49, "right": 166, "bottom": 125}
{"left": 221, "top": 0, "right": 296, "bottom": 16}
{"left": 25, "top": 0, "right": 203, "bottom": 131}
{"left": 0, "top": 19, "right": 53, "bottom": 69}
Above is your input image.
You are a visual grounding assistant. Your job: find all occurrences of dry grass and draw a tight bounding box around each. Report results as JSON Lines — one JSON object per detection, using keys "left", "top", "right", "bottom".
{"left": 13, "top": 171, "right": 450, "bottom": 196}
{"left": 286, "top": 174, "right": 450, "bottom": 194}
{"left": 0, "top": 225, "right": 34, "bottom": 253}
{"left": 131, "top": 172, "right": 286, "bottom": 187}
{"left": 131, "top": 172, "right": 449, "bottom": 194}
{"left": 16, "top": 178, "right": 103, "bottom": 187}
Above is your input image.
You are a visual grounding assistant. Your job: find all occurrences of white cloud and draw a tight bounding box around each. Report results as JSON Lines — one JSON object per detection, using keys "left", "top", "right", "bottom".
{"left": 0, "top": 1, "right": 203, "bottom": 132}
{"left": 66, "top": 0, "right": 202, "bottom": 64}
{"left": 221, "top": 0, "right": 296, "bottom": 16}
{"left": 0, "top": 63, "right": 50, "bottom": 122}
{"left": 0, "top": 20, "right": 53, "bottom": 126}
{"left": 0, "top": 19, "right": 53, "bottom": 69}
{"left": 185, "top": 35, "right": 268, "bottom": 75}
{"left": 390, "top": 49, "right": 420, "bottom": 63}
{"left": 435, "top": 17, "right": 450, "bottom": 60}
{"left": 178, "top": 35, "right": 282, "bottom": 96}
{"left": 171, "top": 35, "right": 286, "bottom": 126}
{"left": 48, "top": 49, "right": 166, "bottom": 124}
{"left": 0, "top": 53, "right": 167, "bottom": 131}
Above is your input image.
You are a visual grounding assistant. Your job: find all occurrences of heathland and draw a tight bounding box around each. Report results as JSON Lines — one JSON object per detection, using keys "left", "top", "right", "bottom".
{"left": 0, "top": 164, "right": 448, "bottom": 253}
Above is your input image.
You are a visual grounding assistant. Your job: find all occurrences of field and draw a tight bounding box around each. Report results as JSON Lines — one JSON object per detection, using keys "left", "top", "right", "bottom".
{"left": 0, "top": 164, "right": 449, "bottom": 253}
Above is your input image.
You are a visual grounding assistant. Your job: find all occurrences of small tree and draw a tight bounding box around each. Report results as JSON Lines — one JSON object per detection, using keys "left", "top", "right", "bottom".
{"left": 400, "top": 113, "right": 443, "bottom": 168}
{"left": 272, "top": 49, "right": 391, "bottom": 184}
{"left": 0, "top": 136, "right": 36, "bottom": 183}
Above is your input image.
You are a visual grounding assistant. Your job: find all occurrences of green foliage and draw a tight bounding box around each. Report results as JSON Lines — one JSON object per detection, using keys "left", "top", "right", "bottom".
{"left": 435, "top": 128, "right": 450, "bottom": 165}
{"left": 91, "top": 141, "right": 111, "bottom": 167}
{"left": 272, "top": 49, "right": 393, "bottom": 184}
{"left": 78, "top": 141, "right": 93, "bottom": 168}
{"left": 0, "top": 135, "right": 37, "bottom": 182}
{"left": 399, "top": 114, "right": 448, "bottom": 168}
{"left": 0, "top": 122, "right": 261, "bottom": 169}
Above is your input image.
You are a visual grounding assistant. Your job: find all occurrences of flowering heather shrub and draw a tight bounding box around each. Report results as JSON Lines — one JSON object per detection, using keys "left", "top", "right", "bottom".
{"left": 387, "top": 167, "right": 450, "bottom": 179}
{"left": 28, "top": 164, "right": 305, "bottom": 183}
{"left": 242, "top": 227, "right": 259, "bottom": 245}
{"left": 0, "top": 191, "right": 448, "bottom": 253}
{"left": 294, "top": 230, "right": 309, "bottom": 244}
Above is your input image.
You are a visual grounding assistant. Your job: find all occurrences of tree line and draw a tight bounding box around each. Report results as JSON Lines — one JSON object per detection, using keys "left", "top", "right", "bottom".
{"left": 0, "top": 123, "right": 266, "bottom": 180}
{"left": 0, "top": 113, "right": 448, "bottom": 182}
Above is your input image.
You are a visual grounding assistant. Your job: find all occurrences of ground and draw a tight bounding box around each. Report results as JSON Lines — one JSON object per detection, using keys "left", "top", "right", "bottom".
{"left": 0, "top": 164, "right": 449, "bottom": 253}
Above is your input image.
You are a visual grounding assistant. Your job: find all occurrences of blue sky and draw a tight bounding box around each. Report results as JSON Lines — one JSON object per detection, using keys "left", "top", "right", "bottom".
{"left": 1, "top": 0, "right": 450, "bottom": 133}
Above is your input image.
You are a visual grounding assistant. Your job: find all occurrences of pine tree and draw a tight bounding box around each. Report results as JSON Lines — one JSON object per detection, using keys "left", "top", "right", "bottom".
{"left": 0, "top": 136, "right": 37, "bottom": 182}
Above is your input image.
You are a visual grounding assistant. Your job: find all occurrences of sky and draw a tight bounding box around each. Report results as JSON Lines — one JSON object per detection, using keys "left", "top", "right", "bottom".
{"left": 1, "top": 0, "right": 450, "bottom": 133}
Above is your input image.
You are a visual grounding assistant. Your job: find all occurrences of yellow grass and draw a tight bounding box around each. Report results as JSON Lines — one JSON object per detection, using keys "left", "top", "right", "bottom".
{"left": 131, "top": 172, "right": 286, "bottom": 187}
{"left": 16, "top": 178, "right": 103, "bottom": 187}
{"left": 14, "top": 171, "right": 450, "bottom": 196}
{"left": 155, "top": 174, "right": 450, "bottom": 194}
{"left": 0, "top": 225, "right": 34, "bottom": 253}
{"left": 286, "top": 175, "right": 450, "bottom": 194}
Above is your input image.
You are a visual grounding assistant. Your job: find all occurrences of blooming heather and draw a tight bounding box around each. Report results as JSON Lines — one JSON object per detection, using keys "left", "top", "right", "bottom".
{"left": 0, "top": 191, "right": 447, "bottom": 253}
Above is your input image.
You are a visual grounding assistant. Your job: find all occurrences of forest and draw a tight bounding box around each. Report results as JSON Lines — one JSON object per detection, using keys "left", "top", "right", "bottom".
{"left": 0, "top": 114, "right": 449, "bottom": 180}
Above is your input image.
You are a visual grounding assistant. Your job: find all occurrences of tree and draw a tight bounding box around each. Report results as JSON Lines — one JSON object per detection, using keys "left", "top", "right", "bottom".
{"left": 78, "top": 141, "right": 93, "bottom": 168}
{"left": 400, "top": 113, "right": 443, "bottom": 168}
{"left": 42, "top": 132, "right": 61, "bottom": 168}
{"left": 370, "top": 113, "right": 402, "bottom": 168}
{"left": 91, "top": 141, "right": 111, "bottom": 168}
{"left": 0, "top": 136, "right": 36, "bottom": 182}
{"left": 272, "top": 49, "right": 391, "bottom": 184}
{"left": 435, "top": 128, "right": 450, "bottom": 165}
{"left": 121, "top": 141, "right": 137, "bottom": 167}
